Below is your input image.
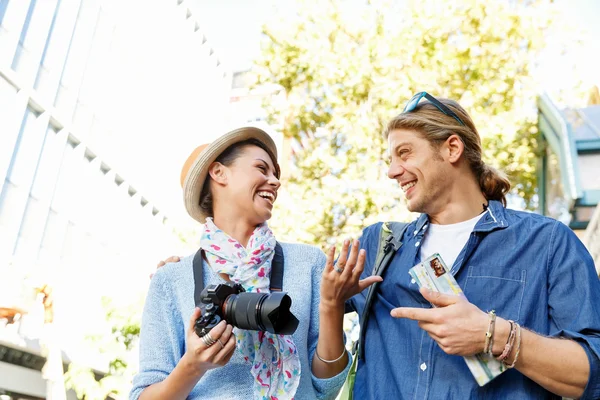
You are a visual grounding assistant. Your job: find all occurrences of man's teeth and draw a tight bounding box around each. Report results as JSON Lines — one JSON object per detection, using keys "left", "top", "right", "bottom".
{"left": 257, "top": 191, "right": 275, "bottom": 202}
{"left": 401, "top": 181, "right": 416, "bottom": 192}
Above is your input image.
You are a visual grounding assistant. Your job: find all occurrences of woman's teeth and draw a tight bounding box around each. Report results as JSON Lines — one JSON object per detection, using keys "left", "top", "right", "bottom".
{"left": 257, "top": 191, "right": 275, "bottom": 203}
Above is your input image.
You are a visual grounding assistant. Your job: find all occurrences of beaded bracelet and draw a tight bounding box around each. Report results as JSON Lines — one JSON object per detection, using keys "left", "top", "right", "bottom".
{"left": 496, "top": 320, "right": 517, "bottom": 361}
{"left": 484, "top": 310, "right": 496, "bottom": 354}
{"left": 315, "top": 347, "right": 346, "bottom": 364}
{"left": 503, "top": 323, "right": 522, "bottom": 369}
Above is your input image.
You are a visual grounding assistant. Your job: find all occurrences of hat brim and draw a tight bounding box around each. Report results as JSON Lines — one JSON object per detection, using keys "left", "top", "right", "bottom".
{"left": 182, "top": 127, "right": 279, "bottom": 224}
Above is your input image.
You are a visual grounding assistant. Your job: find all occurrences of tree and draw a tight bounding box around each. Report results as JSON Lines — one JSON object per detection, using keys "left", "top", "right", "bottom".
{"left": 64, "top": 296, "right": 142, "bottom": 400}
{"left": 256, "top": 0, "right": 559, "bottom": 247}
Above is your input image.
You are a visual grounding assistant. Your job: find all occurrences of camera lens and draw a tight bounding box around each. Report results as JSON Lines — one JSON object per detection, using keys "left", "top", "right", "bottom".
{"left": 225, "top": 292, "right": 299, "bottom": 335}
{"left": 226, "top": 292, "right": 267, "bottom": 331}
{"left": 260, "top": 292, "right": 298, "bottom": 335}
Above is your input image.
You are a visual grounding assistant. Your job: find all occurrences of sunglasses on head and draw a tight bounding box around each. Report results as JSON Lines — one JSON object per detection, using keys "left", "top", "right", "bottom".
{"left": 402, "top": 92, "right": 465, "bottom": 126}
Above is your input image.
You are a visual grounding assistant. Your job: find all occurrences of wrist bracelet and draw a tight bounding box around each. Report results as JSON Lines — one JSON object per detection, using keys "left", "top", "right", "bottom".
{"left": 315, "top": 347, "right": 347, "bottom": 364}
{"left": 503, "top": 323, "right": 522, "bottom": 369}
{"left": 484, "top": 310, "right": 496, "bottom": 354}
{"left": 496, "top": 320, "right": 517, "bottom": 361}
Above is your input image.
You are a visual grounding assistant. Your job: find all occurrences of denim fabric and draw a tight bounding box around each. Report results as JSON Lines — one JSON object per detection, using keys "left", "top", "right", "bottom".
{"left": 347, "top": 201, "right": 600, "bottom": 399}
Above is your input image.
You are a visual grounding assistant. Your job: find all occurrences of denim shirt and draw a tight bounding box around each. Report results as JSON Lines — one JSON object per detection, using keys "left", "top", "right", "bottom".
{"left": 347, "top": 200, "right": 600, "bottom": 399}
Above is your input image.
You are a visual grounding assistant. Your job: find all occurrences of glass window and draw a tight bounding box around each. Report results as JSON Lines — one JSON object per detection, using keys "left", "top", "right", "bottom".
{"left": 12, "top": 0, "right": 59, "bottom": 82}
{"left": 49, "top": 138, "right": 78, "bottom": 215}
{"left": 0, "top": 180, "right": 22, "bottom": 256}
{"left": 0, "top": 77, "right": 20, "bottom": 184}
{"left": 34, "top": 0, "right": 81, "bottom": 101}
{"left": 13, "top": 194, "right": 48, "bottom": 259}
{"left": 0, "top": 0, "right": 9, "bottom": 26}
{"left": 53, "top": 0, "right": 100, "bottom": 116}
{"left": 60, "top": 220, "right": 79, "bottom": 264}
{"left": 5, "top": 108, "right": 46, "bottom": 188}
{"left": 39, "top": 207, "right": 67, "bottom": 261}
{"left": 29, "top": 126, "right": 65, "bottom": 202}
{"left": 10, "top": 0, "right": 35, "bottom": 71}
{"left": 0, "top": 0, "right": 30, "bottom": 67}
{"left": 545, "top": 148, "right": 571, "bottom": 224}
{"left": 0, "top": 108, "right": 47, "bottom": 255}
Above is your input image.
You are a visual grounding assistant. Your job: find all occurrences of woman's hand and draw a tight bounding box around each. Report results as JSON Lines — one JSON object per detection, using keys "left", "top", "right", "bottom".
{"left": 181, "top": 307, "right": 237, "bottom": 377}
{"left": 320, "top": 239, "right": 381, "bottom": 310}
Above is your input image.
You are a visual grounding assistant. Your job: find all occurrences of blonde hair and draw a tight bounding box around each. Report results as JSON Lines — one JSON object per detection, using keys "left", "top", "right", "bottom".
{"left": 384, "top": 98, "right": 510, "bottom": 206}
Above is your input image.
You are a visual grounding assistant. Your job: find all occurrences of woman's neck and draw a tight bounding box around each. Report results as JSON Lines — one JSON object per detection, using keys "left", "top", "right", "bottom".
{"left": 212, "top": 215, "right": 256, "bottom": 248}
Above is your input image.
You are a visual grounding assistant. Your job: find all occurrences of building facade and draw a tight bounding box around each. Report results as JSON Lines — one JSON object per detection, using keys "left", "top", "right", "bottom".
{"left": 0, "top": 0, "right": 229, "bottom": 398}
{"left": 537, "top": 93, "right": 600, "bottom": 271}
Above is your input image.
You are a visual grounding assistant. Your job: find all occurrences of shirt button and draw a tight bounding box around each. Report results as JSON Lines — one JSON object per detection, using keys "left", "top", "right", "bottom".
{"left": 411, "top": 279, "right": 416, "bottom": 284}
{"left": 420, "top": 363, "right": 427, "bottom": 371}
{"left": 415, "top": 242, "right": 420, "bottom": 247}
{"left": 422, "top": 225, "right": 427, "bottom": 230}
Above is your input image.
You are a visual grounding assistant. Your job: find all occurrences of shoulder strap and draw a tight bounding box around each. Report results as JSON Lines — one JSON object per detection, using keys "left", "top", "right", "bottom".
{"left": 270, "top": 242, "right": 284, "bottom": 292}
{"left": 192, "top": 249, "right": 205, "bottom": 308}
{"left": 193, "top": 242, "right": 285, "bottom": 307}
{"left": 357, "top": 221, "right": 409, "bottom": 360}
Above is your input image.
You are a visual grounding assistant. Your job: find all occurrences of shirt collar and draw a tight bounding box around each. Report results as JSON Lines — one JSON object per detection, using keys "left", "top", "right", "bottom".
{"left": 414, "top": 200, "right": 509, "bottom": 235}
{"left": 474, "top": 200, "right": 508, "bottom": 232}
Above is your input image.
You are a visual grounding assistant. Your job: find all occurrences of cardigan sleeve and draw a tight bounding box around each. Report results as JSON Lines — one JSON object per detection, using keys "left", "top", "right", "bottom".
{"left": 306, "top": 248, "right": 352, "bottom": 399}
{"left": 129, "top": 267, "right": 186, "bottom": 399}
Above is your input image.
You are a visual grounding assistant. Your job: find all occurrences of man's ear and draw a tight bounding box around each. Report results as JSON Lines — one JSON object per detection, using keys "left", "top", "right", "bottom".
{"left": 446, "top": 134, "right": 464, "bottom": 164}
{"left": 208, "top": 162, "right": 227, "bottom": 185}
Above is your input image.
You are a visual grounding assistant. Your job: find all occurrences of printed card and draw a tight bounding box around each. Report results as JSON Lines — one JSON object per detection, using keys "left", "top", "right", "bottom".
{"left": 409, "top": 253, "right": 506, "bottom": 386}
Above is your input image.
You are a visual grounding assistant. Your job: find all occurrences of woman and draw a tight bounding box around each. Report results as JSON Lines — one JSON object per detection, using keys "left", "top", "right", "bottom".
{"left": 130, "top": 127, "right": 378, "bottom": 400}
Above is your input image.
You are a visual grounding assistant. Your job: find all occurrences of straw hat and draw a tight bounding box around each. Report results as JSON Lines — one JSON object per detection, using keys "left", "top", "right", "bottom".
{"left": 180, "top": 127, "right": 279, "bottom": 223}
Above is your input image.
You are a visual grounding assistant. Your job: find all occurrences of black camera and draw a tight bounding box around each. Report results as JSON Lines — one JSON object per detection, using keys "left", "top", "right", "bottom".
{"left": 194, "top": 282, "right": 299, "bottom": 338}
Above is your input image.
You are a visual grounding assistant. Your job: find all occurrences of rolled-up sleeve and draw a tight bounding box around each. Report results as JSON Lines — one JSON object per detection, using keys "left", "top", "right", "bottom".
{"left": 307, "top": 249, "right": 352, "bottom": 399}
{"left": 547, "top": 221, "right": 600, "bottom": 399}
{"left": 129, "top": 268, "right": 185, "bottom": 399}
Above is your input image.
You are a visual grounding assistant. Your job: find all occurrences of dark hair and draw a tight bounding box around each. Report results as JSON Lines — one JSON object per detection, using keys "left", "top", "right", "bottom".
{"left": 199, "top": 139, "right": 280, "bottom": 218}
{"left": 384, "top": 98, "right": 510, "bottom": 206}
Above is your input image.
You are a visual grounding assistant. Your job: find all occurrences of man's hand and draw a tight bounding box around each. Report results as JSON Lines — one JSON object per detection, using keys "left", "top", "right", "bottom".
{"left": 391, "top": 287, "right": 489, "bottom": 356}
{"left": 150, "top": 256, "right": 181, "bottom": 278}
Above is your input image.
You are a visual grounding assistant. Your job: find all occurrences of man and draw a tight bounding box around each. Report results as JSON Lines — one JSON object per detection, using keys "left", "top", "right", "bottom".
{"left": 155, "top": 94, "right": 600, "bottom": 399}
{"left": 346, "top": 92, "right": 600, "bottom": 399}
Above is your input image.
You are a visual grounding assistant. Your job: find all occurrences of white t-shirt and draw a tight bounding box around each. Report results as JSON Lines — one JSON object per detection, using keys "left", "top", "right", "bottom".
{"left": 419, "top": 212, "right": 485, "bottom": 269}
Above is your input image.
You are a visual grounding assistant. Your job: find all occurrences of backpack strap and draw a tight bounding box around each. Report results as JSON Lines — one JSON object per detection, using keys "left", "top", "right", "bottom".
{"left": 357, "top": 221, "right": 409, "bottom": 360}
{"left": 193, "top": 242, "right": 285, "bottom": 307}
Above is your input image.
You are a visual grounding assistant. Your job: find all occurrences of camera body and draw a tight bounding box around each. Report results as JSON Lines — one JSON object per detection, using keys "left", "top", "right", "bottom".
{"left": 194, "top": 282, "right": 299, "bottom": 338}
{"left": 194, "top": 282, "right": 243, "bottom": 338}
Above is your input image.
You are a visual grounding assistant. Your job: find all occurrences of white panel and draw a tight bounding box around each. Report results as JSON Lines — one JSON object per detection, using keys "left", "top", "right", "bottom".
{"left": 578, "top": 153, "right": 600, "bottom": 191}
{"left": 0, "top": 361, "right": 46, "bottom": 398}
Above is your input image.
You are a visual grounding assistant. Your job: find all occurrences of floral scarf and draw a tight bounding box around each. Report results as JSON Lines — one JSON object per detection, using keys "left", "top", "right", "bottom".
{"left": 200, "top": 218, "right": 300, "bottom": 399}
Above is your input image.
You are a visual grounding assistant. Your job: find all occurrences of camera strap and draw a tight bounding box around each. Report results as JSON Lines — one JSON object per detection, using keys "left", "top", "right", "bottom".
{"left": 193, "top": 242, "right": 285, "bottom": 307}
{"left": 357, "top": 221, "right": 408, "bottom": 360}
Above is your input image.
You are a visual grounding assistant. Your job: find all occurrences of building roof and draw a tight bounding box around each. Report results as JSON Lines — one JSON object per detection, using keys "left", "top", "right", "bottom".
{"left": 538, "top": 94, "right": 600, "bottom": 230}
{"left": 563, "top": 106, "right": 600, "bottom": 144}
